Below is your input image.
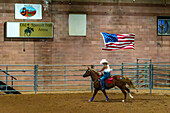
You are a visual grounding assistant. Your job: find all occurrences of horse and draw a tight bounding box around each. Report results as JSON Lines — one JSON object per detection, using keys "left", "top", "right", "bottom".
{"left": 83, "top": 67, "right": 137, "bottom": 102}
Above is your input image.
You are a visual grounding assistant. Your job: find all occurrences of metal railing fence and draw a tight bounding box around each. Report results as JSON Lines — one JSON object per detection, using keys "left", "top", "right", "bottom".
{"left": 0, "top": 62, "right": 169, "bottom": 94}
{"left": 37, "top": 65, "right": 91, "bottom": 92}
{"left": 0, "top": 65, "right": 35, "bottom": 93}
{"left": 151, "top": 64, "right": 170, "bottom": 93}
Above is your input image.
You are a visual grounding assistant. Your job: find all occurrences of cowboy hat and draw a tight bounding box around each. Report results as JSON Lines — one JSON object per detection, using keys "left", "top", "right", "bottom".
{"left": 100, "top": 59, "right": 108, "bottom": 64}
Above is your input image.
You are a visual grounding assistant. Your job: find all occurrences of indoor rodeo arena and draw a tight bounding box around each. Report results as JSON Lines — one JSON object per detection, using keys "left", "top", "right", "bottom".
{"left": 0, "top": 0, "right": 169, "bottom": 113}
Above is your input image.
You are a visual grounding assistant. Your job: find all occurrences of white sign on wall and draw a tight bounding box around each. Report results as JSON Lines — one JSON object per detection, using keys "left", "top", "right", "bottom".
{"left": 6, "top": 22, "right": 53, "bottom": 38}
{"left": 15, "top": 3, "right": 42, "bottom": 19}
{"left": 69, "top": 14, "right": 86, "bottom": 36}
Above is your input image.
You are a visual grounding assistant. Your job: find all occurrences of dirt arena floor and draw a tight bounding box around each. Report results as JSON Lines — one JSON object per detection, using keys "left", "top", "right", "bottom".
{"left": 0, "top": 91, "right": 169, "bottom": 113}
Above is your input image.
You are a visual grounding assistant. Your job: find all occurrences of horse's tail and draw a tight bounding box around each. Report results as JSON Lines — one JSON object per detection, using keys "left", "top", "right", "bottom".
{"left": 124, "top": 77, "right": 138, "bottom": 92}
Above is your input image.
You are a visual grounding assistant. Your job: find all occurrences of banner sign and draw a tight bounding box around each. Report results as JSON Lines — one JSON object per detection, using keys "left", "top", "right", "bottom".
{"left": 20, "top": 23, "right": 53, "bottom": 37}
{"left": 6, "top": 22, "right": 53, "bottom": 38}
{"left": 15, "top": 4, "right": 42, "bottom": 19}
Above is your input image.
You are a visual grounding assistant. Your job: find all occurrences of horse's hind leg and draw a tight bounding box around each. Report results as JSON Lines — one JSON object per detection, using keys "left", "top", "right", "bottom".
{"left": 101, "top": 90, "right": 109, "bottom": 101}
{"left": 120, "top": 88, "right": 127, "bottom": 102}
{"left": 125, "top": 87, "right": 134, "bottom": 99}
{"left": 89, "top": 89, "right": 98, "bottom": 102}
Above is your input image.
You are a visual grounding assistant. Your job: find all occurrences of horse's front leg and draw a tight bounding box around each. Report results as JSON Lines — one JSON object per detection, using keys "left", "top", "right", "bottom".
{"left": 89, "top": 89, "right": 98, "bottom": 102}
{"left": 101, "top": 90, "right": 109, "bottom": 101}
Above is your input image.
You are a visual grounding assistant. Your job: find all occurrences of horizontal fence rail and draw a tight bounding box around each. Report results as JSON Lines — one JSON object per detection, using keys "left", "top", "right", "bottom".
{"left": 0, "top": 62, "right": 169, "bottom": 94}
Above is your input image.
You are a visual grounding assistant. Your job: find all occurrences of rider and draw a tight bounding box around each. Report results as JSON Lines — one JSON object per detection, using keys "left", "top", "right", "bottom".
{"left": 98, "top": 59, "right": 111, "bottom": 90}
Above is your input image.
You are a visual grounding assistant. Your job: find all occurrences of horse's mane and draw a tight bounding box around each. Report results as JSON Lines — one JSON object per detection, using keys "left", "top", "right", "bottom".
{"left": 91, "top": 69, "right": 99, "bottom": 76}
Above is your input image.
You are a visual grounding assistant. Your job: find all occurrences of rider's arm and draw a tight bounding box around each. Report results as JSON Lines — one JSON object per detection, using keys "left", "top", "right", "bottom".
{"left": 98, "top": 65, "right": 107, "bottom": 72}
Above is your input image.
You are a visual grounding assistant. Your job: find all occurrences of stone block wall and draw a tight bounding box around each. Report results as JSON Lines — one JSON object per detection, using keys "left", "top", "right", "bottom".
{"left": 0, "top": 0, "right": 169, "bottom": 65}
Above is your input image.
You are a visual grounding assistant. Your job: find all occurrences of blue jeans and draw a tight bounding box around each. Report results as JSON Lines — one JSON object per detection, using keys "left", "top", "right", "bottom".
{"left": 101, "top": 72, "right": 110, "bottom": 89}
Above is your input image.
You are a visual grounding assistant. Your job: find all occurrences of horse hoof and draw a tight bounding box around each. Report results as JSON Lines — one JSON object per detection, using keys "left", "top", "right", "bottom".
{"left": 130, "top": 96, "right": 134, "bottom": 99}
{"left": 106, "top": 99, "right": 108, "bottom": 102}
{"left": 89, "top": 100, "right": 92, "bottom": 102}
{"left": 106, "top": 97, "right": 109, "bottom": 101}
{"left": 122, "top": 100, "right": 125, "bottom": 102}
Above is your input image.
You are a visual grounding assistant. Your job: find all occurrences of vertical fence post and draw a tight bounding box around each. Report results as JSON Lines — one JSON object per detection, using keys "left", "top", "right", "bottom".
{"left": 136, "top": 60, "right": 139, "bottom": 88}
{"left": 166, "top": 64, "right": 167, "bottom": 85}
{"left": 144, "top": 62, "right": 148, "bottom": 88}
{"left": 151, "top": 64, "right": 153, "bottom": 89}
{"left": 64, "top": 66, "right": 66, "bottom": 91}
{"left": 34, "top": 65, "right": 38, "bottom": 94}
{"left": 6, "top": 66, "right": 8, "bottom": 91}
{"left": 90, "top": 65, "right": 94, "bottom": 93}
{"left": 121, "top": 63, "right": 124, "bottom": 76}
{"left": 149, "top": 64, "right": 153, "bottom": 94}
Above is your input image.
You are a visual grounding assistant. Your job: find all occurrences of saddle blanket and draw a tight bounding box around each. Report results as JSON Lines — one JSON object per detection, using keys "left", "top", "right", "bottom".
{"left": 116, "top": 75, "right": 125, "bottom": 80}
{"left": 105, "top": 77, "right": 114, "bottom": 84}
{"left": 99, "top": 75, "right": 125, "bottom": 84}
{"left": 99, "top": 75, "right": 114, "bottom": 84}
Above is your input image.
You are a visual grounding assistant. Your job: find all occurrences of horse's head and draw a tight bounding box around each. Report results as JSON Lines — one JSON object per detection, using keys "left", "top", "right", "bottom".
{"left": 83, "top": 67, "right": 100, "bottom": 77}
{"left": 83, "top": 67, "right": 91, "bottom": 77}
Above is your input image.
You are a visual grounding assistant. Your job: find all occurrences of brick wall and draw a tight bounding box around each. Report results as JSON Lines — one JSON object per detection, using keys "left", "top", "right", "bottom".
{"left": 0, "top": 1, "right": 169, "bottom": 65}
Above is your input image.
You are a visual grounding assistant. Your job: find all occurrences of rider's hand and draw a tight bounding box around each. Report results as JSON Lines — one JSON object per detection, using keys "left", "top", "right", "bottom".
{"left": 98, "top": 71, "right": 102, "bottom": 75}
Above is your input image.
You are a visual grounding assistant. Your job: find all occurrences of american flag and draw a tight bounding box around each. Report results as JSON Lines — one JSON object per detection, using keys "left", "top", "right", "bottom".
{"left": 101, "top": 32, "right": 135, "bottom": 51}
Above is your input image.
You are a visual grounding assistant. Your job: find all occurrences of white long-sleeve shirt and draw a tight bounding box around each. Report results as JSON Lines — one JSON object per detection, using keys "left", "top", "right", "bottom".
{"left": 104, "top": 64, "right": 111, "bottom": 72}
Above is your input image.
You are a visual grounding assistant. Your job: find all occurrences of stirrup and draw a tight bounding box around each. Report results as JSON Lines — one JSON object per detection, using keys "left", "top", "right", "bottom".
{"left": 101, "top": 87, "right": 105, "bottom": 91}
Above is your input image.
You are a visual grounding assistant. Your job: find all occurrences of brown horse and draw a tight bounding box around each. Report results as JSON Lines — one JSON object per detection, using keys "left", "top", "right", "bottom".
{"left": 83, "top": 67, "right": 137, "bottom": 102}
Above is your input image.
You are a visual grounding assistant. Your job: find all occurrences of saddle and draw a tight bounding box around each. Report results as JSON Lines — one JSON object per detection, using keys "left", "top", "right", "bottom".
{"left": 98, "top": 74, "right": 114, "bottom": 84}
{"left": 105, "top": 77, "right": 114, "bottom": 84}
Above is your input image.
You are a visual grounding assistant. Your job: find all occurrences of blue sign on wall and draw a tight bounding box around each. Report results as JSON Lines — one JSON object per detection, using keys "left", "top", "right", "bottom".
{"left": 157, "top": 16, "right": 170, "bottom": 36}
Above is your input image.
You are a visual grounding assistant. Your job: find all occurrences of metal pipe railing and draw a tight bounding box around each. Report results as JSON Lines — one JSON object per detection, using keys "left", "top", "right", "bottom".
{"left": 0, "top": 62, "right": 169, "bottom": 94}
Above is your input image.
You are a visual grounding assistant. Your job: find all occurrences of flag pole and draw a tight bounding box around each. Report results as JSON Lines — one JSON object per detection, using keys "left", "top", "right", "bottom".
{"left": 100, "top": 33, "right": 103, "bottom": 59}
